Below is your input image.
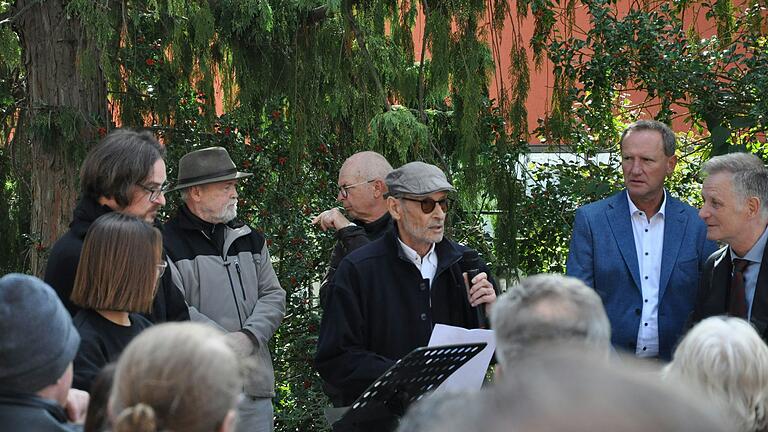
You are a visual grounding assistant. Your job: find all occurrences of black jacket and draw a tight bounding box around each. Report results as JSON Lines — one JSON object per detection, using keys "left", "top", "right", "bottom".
{"left": 0, "top": 393, "right": 79, "bottom": 431}
{"left": 319, "top": 212, "right": 392, "bottom": 308}
{"left": 689, "top": 246, "right": 768, "bottom": 339}
{"left": 44, "top": 196, "right": 189, "bottom": 322}
{"left": 314, "top": 227, "right": 495, "bottom": 406}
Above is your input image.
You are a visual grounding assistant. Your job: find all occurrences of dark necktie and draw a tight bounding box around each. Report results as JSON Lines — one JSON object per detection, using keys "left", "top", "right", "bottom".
{"left": 729, "top": 258, "right": 750, "bottom": 318}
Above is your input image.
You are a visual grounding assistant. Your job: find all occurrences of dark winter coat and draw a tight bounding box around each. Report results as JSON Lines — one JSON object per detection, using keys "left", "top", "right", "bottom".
{"left": 318, "top": 212, "right": 392, "bottom": 308}
{"left": 314, "top": 227, "right": 495, "bottom": 406}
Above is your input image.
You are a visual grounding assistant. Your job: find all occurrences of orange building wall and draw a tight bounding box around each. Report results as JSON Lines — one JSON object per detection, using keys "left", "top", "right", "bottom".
{"left": 413, "top": 3, "right": 728, "bottom": 140}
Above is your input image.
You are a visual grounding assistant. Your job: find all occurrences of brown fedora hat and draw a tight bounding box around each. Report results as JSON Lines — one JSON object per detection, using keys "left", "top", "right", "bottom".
{"left": 172, "top": 147, "right": 252, "bottom": 191}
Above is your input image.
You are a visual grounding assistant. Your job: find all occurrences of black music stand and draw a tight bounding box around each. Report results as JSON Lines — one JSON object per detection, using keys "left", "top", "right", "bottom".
{"left": 332, "top": 342, "right": 488, "bottom": 432}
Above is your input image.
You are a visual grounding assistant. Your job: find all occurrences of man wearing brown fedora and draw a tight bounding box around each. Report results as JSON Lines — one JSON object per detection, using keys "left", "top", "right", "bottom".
{"left": 163, "top": 147, "right": 286, "bottom": 432}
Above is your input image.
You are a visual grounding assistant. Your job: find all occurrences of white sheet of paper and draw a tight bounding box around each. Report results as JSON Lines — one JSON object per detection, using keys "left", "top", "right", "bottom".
{"left": 427, "top": 323, "right": 496, "bottom": 392}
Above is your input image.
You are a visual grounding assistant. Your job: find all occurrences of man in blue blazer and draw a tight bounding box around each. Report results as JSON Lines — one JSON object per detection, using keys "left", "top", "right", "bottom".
{"left": 567, "top": 120, "right": 716, "bottom": 360}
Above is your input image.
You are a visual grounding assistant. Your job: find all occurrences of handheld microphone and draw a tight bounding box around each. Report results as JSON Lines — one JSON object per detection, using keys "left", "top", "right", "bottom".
{"left": 460, "top": 249, "right": 486, "bottom": 328}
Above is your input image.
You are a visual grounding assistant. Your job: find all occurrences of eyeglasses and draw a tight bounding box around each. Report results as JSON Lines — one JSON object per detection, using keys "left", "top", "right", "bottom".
{"left": 399, "top": 196, "right": 449, "bottom": 214}
{"left": 156, "top": 261, "right": 168, "bottom": 278}
{"left": 138, "top": 182, "right": 171, "bottom": 202}
{"left": 339, "top": 179, "right": 374, "bottom": 199}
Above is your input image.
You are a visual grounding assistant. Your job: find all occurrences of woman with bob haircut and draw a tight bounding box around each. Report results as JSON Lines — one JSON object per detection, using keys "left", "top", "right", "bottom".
{"left": 110, "top": 322, "right": 242, "bottom": 432}
{"left": 664, "top": 316, "right": 768, "bottom": 432}
{"left": 70, "top": 212, "right": 163, "bottom": 391}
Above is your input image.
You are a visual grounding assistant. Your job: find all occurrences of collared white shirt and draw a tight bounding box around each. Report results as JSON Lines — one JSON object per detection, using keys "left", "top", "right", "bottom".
{"left": 398, "top": 239, "right": 438, "bottom": 286}
{"left": 627, "top": 191, "right": 666, "bottom": 358}
{"left": 730, "top": 225, "right": 768, "bottom": 320}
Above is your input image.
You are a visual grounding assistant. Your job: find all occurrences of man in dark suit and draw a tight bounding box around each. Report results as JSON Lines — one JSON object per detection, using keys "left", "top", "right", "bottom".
{"left": 690, "top": 153, "right": 768, "bottom": 338}
{"left": 567, "top": 120, "right": 717, "bottom": 360}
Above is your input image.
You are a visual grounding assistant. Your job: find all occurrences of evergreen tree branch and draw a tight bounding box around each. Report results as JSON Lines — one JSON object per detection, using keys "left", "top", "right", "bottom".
{"left": 417, "top": 0, "right": 429, "bottom": 123}
{"left": 342, "top": 0, "right": 391, "bottom": 112}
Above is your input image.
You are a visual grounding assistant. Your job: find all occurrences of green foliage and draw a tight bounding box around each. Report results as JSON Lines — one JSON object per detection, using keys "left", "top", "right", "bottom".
{"left": 2, "top": 0, "right": 766, "bottom": 428}
{"left": 0, "top": 147, "right": 24, "bottom": 273}
{"left": 368, "top": 106, "right": 429, "bottom": 162}
{"left": 539, "top": 0, "right": 768, "bottom": 154}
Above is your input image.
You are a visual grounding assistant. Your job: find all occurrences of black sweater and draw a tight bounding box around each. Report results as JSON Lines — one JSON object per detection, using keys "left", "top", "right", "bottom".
{"left": 72, "top": 309, "right": 152, "bottom": 392}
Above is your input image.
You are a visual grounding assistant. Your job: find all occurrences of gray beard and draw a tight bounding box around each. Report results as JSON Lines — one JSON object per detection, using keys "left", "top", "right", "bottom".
{"left": 213, "top": 202, "right": 237, "bottom": 224}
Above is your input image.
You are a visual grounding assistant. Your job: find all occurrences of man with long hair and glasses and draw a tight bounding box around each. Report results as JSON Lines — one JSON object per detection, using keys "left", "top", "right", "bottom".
{"left": 315, "top": 161, "right": 498, "bottom": 430}
{"left": 45, "top": 128, "right": 188, "bottom": 323}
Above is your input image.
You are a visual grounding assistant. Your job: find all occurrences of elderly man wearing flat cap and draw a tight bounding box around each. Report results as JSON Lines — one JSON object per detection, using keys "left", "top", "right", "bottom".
{"left": 163, "top": 147, "right": 286, "bottom": 432}
{"left": 315, "top": 162, "right": 498, "bottom": 413}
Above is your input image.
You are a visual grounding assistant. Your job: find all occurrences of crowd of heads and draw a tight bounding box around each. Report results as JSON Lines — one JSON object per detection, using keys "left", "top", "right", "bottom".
{"left": 398, "top": 272, "right": 768, "bottom": 432}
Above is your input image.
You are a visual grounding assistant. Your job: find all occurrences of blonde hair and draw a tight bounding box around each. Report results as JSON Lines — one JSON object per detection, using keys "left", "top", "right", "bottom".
{"left": 110, "top": 322, "right": 242, "bottom": 432}
{"left": 664, "top": 317, "right": 768, "bottom": 432}
{"left": 71, "top": 212, "right": 161, "bottom": 313}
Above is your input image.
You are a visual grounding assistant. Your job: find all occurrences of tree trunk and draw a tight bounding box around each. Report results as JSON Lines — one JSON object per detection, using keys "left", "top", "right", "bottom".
{"left": 14, "top": 0, "right": 107, "bottom": 275}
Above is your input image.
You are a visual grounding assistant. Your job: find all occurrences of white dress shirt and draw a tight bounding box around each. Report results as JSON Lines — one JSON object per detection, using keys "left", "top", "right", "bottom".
{"left": 398, "top": 239, "right": 438, "bottom": 286}
{"left": 628, "top": 191, "right": 666, "bottom": 358}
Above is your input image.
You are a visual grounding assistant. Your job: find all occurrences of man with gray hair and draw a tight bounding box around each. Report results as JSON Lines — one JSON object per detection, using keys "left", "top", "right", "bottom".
{"left": 400, "top": 348, "right": 729, "bottom": 432}
{"left": 313, "top": 151, "right": 393, "bottom": 308}
{"left": 315, "top": 161, "right": 498, "bottom": 416}
{"left": 163, "top": 147, "right": 286, "bottom": 432}
{"left": 690, "top": 152, "right": 768, "bottom": 341}
{"left": 490, "top": 273, "right": 611, "bottom": 368}
{"left": 567, "top": 120, "right": 716, "bottom": 360}
{"left": 0, "top": 273, "right": 88, "bottom": 430}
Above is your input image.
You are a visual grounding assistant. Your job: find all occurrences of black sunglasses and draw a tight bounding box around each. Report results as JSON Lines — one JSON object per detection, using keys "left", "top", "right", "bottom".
{"left": 400, "top": 197, "right": 449, "bottom": 214}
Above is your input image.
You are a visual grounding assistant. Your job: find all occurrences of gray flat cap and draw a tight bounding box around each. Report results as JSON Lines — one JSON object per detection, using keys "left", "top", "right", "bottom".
{"left": 0, "top": 274, "right": 80, "bottom": 393}
{"left": 385, "top": 161, "right": 455, "bottom": 197}
{"left": 173, "top": 147, "right": 252, "bottom": 191}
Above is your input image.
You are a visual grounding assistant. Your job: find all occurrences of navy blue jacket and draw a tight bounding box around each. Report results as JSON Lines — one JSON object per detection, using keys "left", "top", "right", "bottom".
{"left": 314, "top": 227, "right": 494, "bottom": 406}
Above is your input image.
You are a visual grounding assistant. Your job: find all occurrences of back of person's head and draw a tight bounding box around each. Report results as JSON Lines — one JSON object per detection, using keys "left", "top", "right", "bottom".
{"left": 0, "top": 274, "right": 80, "bottom": 398}
{"left": 411, "top": 347, "right": 729, "bottom": 432}
{"left": 664, "top": 316, "right": 768, "bottom": 432}
{"left": 490, "top": 273, "right": 611, "bottom": 366}
{"left": 70, "top": 212, "right": 161, "bottom": 313}
{"left": 80, "top": 128, "right": 165, "bottom": 206}
{"left": 110, "top": 322, "right": 242, "bottom": 432}
{"left": 397, "top": 390, "right": 474, "bottom": 432}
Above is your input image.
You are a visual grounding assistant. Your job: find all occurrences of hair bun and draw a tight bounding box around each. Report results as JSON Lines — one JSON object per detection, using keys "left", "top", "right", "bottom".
{"left": 114, "top": 403, "right": 157, "bottom": 432}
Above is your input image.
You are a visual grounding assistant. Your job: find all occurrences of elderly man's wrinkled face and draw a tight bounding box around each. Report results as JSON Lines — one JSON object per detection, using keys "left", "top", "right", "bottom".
{"left": 195, "top": 180, "right": 239, "bottom": 224}
{"left": 337, "top": 167, "right": 376, "bottom": 221}
{"left": 394, "top": 191, "right": 448, "bottom": 255}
